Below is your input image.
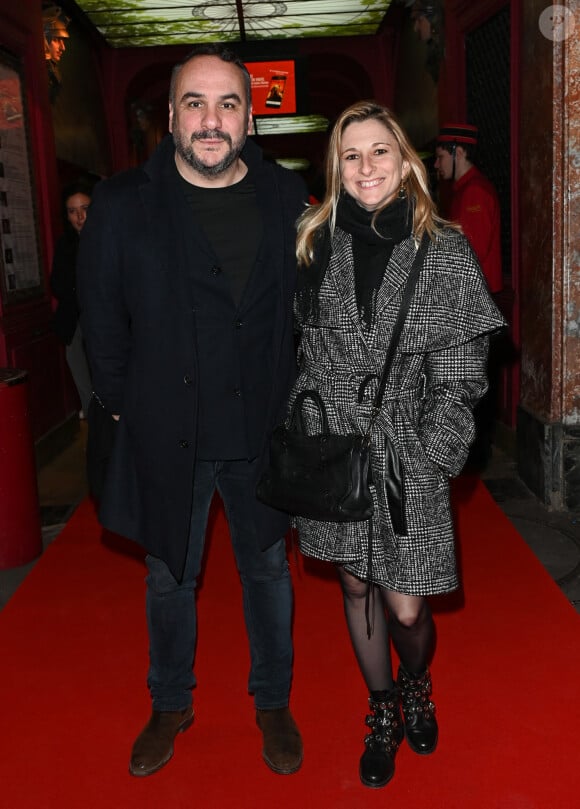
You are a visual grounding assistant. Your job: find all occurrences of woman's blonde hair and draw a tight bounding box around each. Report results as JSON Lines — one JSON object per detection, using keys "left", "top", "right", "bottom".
{"left": 296, "top": 100, "right": 451, "bottom": 266}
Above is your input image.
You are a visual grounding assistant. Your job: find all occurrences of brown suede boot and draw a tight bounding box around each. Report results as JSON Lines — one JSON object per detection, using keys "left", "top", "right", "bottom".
{"left": 256, "top": 707, "right": 303, "bottom": 774}
{"left": 129, "top": 707, "right": 194, "bottom": 777}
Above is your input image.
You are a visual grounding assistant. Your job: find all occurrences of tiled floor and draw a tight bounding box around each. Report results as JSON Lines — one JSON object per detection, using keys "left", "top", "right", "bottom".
{"left": 1, "top": 424, "right": 579, "bottom": 614}
{"left": 480, "top": 449, "right": 580, "bottom": 613}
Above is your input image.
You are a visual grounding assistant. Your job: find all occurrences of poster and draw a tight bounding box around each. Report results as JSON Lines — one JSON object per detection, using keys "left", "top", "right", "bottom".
{"left": 0, "top": 49, "right": 42, "bottom": 303}
{"left": 245, "top": 60, "right": 297, "bottom": 117}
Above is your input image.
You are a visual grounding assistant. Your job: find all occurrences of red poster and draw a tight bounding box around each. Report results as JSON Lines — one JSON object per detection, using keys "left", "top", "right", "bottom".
{"left": 0, "top": 79, "right": 23, "bottom": 129}
{"left": 245, "top": 60, "right": 296, "bottom": 116}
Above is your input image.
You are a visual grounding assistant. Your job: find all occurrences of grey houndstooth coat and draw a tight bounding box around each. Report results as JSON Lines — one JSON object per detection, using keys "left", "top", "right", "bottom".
{"left": 291, "top": 226, "right": 506, "bottom": 595}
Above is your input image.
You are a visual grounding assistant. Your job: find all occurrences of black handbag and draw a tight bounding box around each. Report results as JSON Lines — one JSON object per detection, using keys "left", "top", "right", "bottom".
{"left": 257, "top": 389, "right": 374, "bottom": 522}
{"left": 257, "top": 233, "right": 429, "bottom": 523}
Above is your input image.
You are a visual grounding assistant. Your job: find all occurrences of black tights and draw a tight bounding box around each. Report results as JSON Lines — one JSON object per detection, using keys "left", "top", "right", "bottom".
{"left": 337, "top": 565, "right": 435, "bottom": 692}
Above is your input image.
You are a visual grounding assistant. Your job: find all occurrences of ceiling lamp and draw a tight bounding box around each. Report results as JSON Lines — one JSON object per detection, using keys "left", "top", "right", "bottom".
{"left": 253, "top": 114, "right": 329, "bottom": 135}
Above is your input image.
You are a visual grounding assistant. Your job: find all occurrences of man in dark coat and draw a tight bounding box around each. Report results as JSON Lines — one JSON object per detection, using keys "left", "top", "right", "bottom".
{"left": 78, "top": 44, "right": 307, "bottom": 778}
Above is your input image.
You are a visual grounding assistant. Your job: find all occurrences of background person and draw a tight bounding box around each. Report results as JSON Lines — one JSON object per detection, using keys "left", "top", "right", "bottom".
{"left": 434, "top": 123, "right": 504, "bottom": 465}
{"left": 78, "top": 44, "right": 307, "bottom": 779}
{"left": 292, "top": 101, "right": 505, "bottom": 790}
{"left": 50, "top": 180, "right": 93, "bottom": 418}
{"left": 434, "top": 122, "right": 502, "bottom": 294}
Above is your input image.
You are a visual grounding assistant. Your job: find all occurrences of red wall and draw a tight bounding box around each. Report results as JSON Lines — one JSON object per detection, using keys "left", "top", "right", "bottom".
{"left": 1, "top": 0, "right": 60, "bottom": 277}
{"left": 0, "top": 1, "right": 75, "bottom": 438}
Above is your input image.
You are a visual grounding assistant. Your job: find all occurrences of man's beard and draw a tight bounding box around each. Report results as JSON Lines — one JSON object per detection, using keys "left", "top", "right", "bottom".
{"left": 173, "top": 128, "right": 246, "bottom": 178}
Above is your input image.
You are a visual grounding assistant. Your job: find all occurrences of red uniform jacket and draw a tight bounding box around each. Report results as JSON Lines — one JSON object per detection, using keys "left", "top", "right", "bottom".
{"left": 450, "top": 166, "right": 502, "bottom": 293}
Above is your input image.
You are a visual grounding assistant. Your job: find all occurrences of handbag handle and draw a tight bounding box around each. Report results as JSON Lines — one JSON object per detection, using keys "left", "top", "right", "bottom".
{"left": 291, "top": 234, "right": 429, "bottom": 438}
{"left": 290, "top": 389, "right": 330, "bottom": 434}
{"left": 363, "top": 232, "right": 430, "bottom": 421}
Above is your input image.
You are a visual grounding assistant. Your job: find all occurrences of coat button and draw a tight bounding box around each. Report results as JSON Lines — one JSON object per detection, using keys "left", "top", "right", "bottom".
{"left": 233, "top": 388, "right": 241, "bottom": 397}
{"left": 183, "top": 375, "right": 192, "bottom": 384}
{"left": 179, "top": 439, "right": 189, "bottom": 449}
{"left": 211, "top": 265, "right": 221, "bottom": 275}
{"left": 235, "top": 319, "right": 243, "bottom": 329}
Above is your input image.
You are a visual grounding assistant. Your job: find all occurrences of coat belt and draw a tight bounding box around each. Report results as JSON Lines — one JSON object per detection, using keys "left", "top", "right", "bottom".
{"left": 303, "top": 366, "right": 426, "bottom": 402}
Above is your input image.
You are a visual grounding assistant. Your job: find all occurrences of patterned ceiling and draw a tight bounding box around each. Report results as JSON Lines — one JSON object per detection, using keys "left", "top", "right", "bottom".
{"left": 72, "top": 0, "right": 394, "bottom": 47}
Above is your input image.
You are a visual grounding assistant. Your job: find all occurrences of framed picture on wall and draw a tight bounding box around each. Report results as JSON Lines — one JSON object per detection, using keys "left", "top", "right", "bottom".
{"left": 0, "top": 47, "right": 43, "bottom": 305}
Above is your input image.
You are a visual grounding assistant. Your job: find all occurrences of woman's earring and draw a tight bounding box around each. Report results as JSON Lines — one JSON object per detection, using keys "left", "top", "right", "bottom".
{"left": 398, "top": 180, "right": 407, "bottom": 199}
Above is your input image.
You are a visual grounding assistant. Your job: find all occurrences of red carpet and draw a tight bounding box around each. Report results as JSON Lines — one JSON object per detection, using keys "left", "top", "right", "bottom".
{"left": 1, "top": 478, "right": 579, "bottom": 808}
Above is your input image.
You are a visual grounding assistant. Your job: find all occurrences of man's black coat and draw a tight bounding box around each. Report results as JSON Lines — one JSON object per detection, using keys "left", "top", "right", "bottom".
{"left": 78, "top": 135, "right": 306, "bottom": 580}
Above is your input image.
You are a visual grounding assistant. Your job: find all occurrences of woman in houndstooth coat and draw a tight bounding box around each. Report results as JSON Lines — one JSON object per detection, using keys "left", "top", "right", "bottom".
{"left": 292, "top": 102, "right": 506, "bottom": 789}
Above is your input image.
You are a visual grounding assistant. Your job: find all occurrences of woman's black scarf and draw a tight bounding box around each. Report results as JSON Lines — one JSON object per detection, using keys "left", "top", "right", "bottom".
{"left": 296, "top": 194, "right": 413, "bottom": 326}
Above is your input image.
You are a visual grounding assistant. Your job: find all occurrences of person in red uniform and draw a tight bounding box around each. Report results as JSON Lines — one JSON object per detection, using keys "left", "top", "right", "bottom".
{"left": 434, "top": 123, "right": 502, "bottom": 294}
{"left": 435, "top": 123, "right": 504, "bottom": 467}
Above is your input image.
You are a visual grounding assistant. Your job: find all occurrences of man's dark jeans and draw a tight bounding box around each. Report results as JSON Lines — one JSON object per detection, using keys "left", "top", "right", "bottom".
{"left": 145, "top": 459, "right": 294, "bottom": 712}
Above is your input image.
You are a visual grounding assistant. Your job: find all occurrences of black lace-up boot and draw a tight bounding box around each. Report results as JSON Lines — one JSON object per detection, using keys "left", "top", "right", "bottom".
{"left": 397, "top": 664, "right": 438, "bottom": 754}
{"left": 359, "top": 688, "right": 404, "bottom": 788}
